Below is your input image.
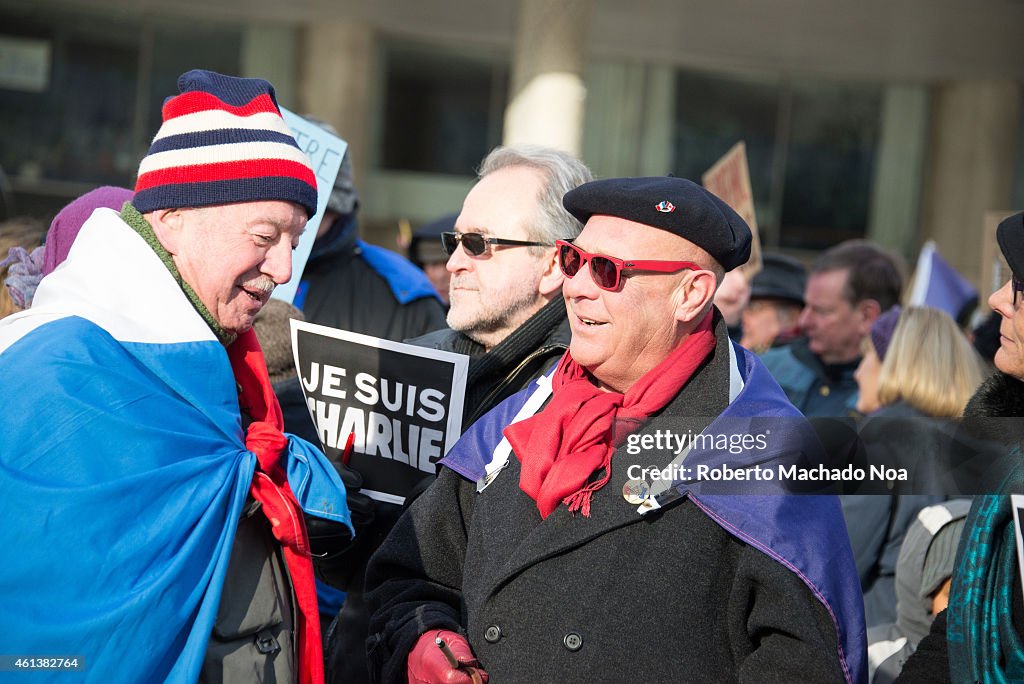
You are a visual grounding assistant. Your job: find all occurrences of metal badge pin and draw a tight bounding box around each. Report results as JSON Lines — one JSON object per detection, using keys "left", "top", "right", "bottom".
{"left": 622, "top": 478, "right": 651, "bottom": 505}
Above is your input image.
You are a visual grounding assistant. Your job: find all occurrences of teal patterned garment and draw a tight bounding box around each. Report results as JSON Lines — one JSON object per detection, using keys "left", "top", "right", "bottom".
{"left": 948, "top": 458, "right": 1024, "bottom": 683}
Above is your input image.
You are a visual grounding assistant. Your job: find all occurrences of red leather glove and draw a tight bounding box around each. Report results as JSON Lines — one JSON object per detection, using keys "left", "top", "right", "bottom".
{"left": 407, "top": 629, "right": 489, "bottom": 684}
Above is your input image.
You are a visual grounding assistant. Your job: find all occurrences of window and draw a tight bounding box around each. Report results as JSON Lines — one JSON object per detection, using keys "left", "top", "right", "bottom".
{"left": 781, "top": 80, "right": 881, "bottom": 249}
{"left": 0, "top": 6, "right": 241, "bottom": 218}
{"left": 673, "top": 67, "right": 883, "bottom": 251}
{"left": 673, "top": 69, "right": 779, "bottom": 231}
{"left": 379, "top": 41, "right": 508, "bottom": 176}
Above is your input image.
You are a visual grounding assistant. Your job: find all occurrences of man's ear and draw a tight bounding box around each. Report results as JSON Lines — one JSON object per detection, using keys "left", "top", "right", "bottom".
{"left": 146, "top": 208, "right": 186, "bottom": 256}
{"left": 674, "top": 271, "right": 718, "bottom": 324}
{"left": 856, "top": 298, "right": 882, "bottom": 333}
{"left": 537, "top": 248, "right": 565, "bottom": 299}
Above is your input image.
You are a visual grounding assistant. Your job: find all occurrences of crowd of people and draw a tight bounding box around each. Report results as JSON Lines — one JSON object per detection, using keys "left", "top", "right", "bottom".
{"left": 1, "top": 67, "right": 1023, "bottom": 683}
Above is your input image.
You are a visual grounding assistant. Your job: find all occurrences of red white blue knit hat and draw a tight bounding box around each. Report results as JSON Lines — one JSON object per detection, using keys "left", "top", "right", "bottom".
{"left": 133, "top": 69, "right": 318, "bottom": 218}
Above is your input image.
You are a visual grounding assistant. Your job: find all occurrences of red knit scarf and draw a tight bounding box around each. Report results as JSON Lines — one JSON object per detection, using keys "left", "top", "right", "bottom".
{"left": 227, "top": 328, "right": 323, "bottom": 684}
{"left": 505, "top": 313, "right": 716, "bottom": 519}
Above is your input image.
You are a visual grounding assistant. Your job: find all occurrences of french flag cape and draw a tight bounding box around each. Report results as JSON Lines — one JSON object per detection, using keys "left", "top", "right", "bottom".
{"left": 442, "top": 341, "right": 868, "bottom": 684}
{"left": 0, "top": 208, "right": 351, "bottom": 682}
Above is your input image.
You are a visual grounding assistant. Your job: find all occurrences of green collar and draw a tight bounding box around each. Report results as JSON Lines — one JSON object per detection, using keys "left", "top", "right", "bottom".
{"left": 119, "top": 202, "right": 236, "bottom": 346}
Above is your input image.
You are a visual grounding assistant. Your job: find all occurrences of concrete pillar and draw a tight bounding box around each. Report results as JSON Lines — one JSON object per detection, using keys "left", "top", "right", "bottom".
{"left": 866, "top": 84, "right": 929, "bottom": 258}
{"left": 919, "top": 81, "right": 1021, "bottom": 285}
{"left": 240, "top": 25, "right": 298, "bottom": 109}
{"left": 297, "top": 21, "right": 375, "bottom": 202}
{"left": 503, "top": 0, "right": 590, "bottom": 156}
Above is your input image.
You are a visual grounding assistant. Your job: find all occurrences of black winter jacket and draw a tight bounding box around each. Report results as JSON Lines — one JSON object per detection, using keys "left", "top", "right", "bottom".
{"left": 366, "top": 321, "right": 849, "bottom": 683}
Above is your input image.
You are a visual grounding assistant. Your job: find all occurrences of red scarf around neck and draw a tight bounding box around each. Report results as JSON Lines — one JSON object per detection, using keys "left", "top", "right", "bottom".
{"left": 227, "top": 328, "right": 323, "bottom": 684}
{"left": 505, "top": 313, "right": 716, "bottom": 519}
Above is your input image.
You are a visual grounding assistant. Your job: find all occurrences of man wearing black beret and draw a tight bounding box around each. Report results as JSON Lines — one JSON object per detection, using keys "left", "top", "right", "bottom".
{"left": 365, "top": 177, "right": 866, "bottom": 683}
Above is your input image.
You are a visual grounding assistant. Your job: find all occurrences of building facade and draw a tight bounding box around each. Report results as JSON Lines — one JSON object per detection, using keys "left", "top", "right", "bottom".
{"left": 1, "top": 0, "right": 1022, "bottom": 286}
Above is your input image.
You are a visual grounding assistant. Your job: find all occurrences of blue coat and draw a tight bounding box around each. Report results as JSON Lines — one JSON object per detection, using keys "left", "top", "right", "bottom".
{"left": 0, "top": 209, "right": 351, "bottom": 682}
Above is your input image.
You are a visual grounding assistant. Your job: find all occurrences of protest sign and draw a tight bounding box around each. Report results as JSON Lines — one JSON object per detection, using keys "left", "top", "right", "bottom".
{"left": 273, "top": 108, "right": 348, "bottom": 304}
{"left": 291, "top": 320, "right": 468, "bottom": 505}
{"left": 702, "top": 142, "right": 763, "bottom": 278}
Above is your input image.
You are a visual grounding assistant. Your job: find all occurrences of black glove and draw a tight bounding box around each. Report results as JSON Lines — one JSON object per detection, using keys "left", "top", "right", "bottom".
{"left": 308, "top": 455, "right": 379, "bottom": 588}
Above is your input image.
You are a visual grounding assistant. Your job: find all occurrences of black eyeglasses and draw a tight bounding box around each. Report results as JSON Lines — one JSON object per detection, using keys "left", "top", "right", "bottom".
{"left": 440, "top": 231, "right": 550, "bottom": 258}
{"left": 1014, "top": 275, "right": 1024, "bottom": 308}
{"left": 555, "top": 240, "right": 702, "bottom": 292}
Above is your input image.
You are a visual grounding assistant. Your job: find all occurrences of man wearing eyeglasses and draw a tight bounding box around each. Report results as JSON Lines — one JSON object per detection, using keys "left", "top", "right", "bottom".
{"left": 407, "top": 144, "right": 593, "bottom": 429}
{"left": 365, "top": 177, "right": 866, "bottom": 683}
{"left": 326, "top": 145, "right": 592, "bottom": 684}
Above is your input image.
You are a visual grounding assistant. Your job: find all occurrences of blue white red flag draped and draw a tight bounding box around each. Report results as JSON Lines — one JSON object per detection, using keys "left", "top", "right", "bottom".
{"left": 0, "top": 208, "right": 350, "bottom": 682}
{"left": 442, "top": 341, "right": 867, "bottom": 684}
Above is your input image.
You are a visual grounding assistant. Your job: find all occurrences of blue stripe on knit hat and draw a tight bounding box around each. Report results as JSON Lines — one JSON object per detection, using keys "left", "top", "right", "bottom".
{"left": 134, "top": 177, "right": 317, "bottom": 216}
{"left": 148, "top": 128, "right": 301, "bottom": 155}
{"left": 176, "top": 68, "right": 278, "bottom": 108}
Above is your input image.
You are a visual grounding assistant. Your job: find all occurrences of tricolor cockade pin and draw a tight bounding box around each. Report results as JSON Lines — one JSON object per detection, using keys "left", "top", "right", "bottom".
{"left": 655, "top": 201, "right": 675, "bottom": 213}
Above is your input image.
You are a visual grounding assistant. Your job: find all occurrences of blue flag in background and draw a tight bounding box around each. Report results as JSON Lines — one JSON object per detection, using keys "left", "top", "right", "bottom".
{"left": 909, "top": 241, "right": 979, "bottom": 323}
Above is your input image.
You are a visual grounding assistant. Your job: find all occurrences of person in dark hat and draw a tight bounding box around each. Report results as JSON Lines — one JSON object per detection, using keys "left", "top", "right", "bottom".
{"left": 740, "top": 252, "right": 807, "bottom": 353}
{"left": 409, "top": 212, "right": 456, "bottom": 307}
{"left": 0, "top": 69, "right": 352, "bottom": 682}
{"left": 364, "top": 176, "right": 866, "bottom": 683}
{"left": 899, "top": 211, "right": 1024, "bottom": 682}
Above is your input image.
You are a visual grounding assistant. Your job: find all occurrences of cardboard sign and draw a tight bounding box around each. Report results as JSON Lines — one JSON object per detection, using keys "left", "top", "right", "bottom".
{"left": 291, "top": 320, "right": 468, "bottom": 505}
{"left": 273, "top": 108, "right": 348, "bottom": 304}
{"left": 702, "top": 142, "right": 763, "bottom": 278}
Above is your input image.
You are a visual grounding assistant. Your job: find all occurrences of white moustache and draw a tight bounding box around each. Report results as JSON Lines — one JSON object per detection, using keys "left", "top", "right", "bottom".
{"left": 244, "top": 277, "right": 276, "bottom": 295}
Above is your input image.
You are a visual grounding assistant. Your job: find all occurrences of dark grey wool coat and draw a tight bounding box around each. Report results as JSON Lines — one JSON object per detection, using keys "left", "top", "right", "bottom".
{"left": 365, "top": 322, "right": 851, "bottom": 683}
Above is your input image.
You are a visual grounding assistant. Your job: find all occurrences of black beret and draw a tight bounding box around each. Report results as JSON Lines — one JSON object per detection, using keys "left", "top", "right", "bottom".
{"left": 562, "top": 176, "right": 752, "bottom": 271}
{"left": 997, "top": 212, "right": 1024, "bottom": 280}
{"left": 750, "top": 252, "right": 807, "bottom": 305}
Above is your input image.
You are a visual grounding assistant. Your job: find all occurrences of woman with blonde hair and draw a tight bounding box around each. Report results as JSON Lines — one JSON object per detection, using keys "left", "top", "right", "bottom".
{"left": 875, "top": 306, "right": 985, "bottom": 418}
{"left": 848, "top": 306, "right": 986, "bottom": 633}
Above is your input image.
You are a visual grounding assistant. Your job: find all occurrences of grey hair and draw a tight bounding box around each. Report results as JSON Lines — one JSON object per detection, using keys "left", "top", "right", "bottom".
{"left": 478, "top": 144, "right": 593, "bottom": 253}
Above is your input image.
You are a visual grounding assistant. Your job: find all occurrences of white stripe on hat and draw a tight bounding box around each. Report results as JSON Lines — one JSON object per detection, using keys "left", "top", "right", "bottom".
{"left": 138, "top": 141, "right": 313, "bottom": 176}
{"left": 151, "top": 110, "right": 294, "bottom": 142}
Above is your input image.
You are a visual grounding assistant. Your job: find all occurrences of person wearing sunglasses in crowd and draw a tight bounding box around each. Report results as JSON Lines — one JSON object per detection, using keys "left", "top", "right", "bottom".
{"left": 898, "top": 211, "right": 1024, "bottom": 682}
{"left": 325, "top": 144, "right": 592, "bottom": 684}
{"left": 364, "top": 177, "right": 866, "bottom": 683}
{"left": 406, "top": 144, "right": 593, "bottom": 429}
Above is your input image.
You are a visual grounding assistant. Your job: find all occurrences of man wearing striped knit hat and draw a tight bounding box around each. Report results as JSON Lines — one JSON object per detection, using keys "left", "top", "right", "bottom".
{"left": 0, "top": 70, "right": 352, "bottom": 683}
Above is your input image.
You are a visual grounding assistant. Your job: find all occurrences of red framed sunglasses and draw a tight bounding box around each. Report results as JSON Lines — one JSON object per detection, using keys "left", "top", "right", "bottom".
{"left": 555, "top": 240, "right": 702, "bottom": 292}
